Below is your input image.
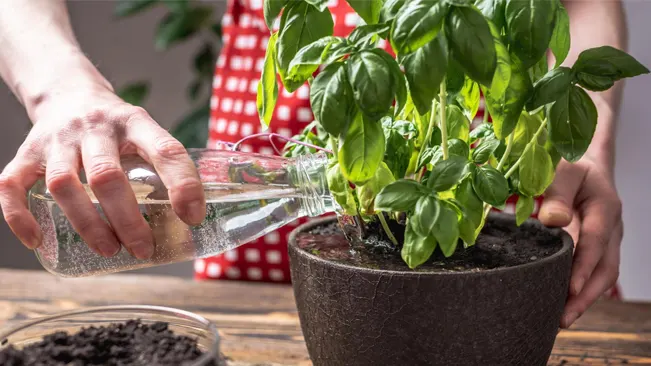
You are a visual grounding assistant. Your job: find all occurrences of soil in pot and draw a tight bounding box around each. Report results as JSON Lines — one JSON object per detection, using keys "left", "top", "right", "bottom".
{"left": 0, "top": 319, "right": 221, "bottom": 366}
{"left": 299, "top": 216, "right": 564, "bottom": 271}
{"left": 290, "top": 214, "right": 573, "bottom": 366}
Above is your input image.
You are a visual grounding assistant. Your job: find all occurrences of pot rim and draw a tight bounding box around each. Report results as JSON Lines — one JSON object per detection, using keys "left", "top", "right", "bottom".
{"left": 0, "top": 305, "right": 219, "bottom": 366}
{"left": 289, "top": 212, "right": 574, "bottom": 277}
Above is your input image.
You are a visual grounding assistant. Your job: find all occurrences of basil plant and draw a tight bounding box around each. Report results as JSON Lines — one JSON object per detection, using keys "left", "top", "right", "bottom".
{"left": 257, "top": 0, "right": 649, "bottom": 268}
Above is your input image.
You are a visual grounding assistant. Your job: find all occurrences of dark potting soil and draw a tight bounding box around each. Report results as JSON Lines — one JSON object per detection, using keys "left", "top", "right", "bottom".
{"left": 0, "top": 319, "right": 222, "bottom": 366}
{"left": 298, "top": 217, "right": 564, "bottom": 272}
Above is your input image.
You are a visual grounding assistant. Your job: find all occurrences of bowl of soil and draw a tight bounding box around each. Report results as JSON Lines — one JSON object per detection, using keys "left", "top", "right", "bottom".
{"left": 0, "top": 305, "right": 223, "bottom": 365}
{"left": 288, "top": 212, "right": 573, "bottom": 366}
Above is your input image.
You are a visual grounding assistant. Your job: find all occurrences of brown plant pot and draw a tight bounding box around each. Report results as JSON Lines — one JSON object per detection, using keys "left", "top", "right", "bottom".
{"left": 288, "top": 212, "right": 573, "bottom": 366}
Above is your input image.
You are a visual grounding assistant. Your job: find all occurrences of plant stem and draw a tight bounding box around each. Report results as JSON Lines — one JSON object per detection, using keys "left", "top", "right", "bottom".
{"left": 378, "top": 213, "right": 399, "bottom": 246}
{"left": 330, "top": 136, "right": 339, "bottom": 157}
{"left": 496, "top": 133, "right": 514, "bottom": 171}
{"left": 415, "top": 93, "right": 440, "bottom": 182}
{"left": 504, "top": 119, "right": 547, "bottom": 179}
{"left": 483, "top": 107, "right": 490, "bottom": 124}
{"left": 439, "top": 80, "right": 449, "bottom": 160}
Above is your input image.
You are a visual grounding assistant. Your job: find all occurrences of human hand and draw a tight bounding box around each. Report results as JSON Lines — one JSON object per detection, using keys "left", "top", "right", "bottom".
{"left": 538, "top": 155, "right": 622, "bottom": 329}
{"left": 0, "top": 82, "right": 206, "bottom": 260}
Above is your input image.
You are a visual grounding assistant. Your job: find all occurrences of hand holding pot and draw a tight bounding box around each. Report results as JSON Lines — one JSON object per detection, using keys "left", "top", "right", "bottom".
{"left": 539, "top": 136, "right": 622, "bottom": 329}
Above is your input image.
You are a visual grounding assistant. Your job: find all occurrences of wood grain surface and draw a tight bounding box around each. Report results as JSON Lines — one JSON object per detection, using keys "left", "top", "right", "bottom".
{"left": 0, "top": 269, "right": 648, "bottom": 365}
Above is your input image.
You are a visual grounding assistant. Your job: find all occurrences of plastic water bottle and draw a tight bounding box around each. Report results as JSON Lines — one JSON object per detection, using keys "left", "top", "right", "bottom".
{"left": 29, "top": 150, "right": 335, "bottom": 277}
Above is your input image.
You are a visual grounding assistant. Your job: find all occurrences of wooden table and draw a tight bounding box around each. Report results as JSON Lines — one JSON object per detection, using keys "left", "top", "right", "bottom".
{"left": 0, "top": 269, "right": 649, "bottom": 365}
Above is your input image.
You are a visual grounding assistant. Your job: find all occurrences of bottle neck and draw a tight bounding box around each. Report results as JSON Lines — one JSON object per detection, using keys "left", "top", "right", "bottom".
{"left": 291, "top": 153, "right": 337, "bottom": 217}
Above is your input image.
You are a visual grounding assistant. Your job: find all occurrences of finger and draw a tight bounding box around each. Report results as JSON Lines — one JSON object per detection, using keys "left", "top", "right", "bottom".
{"left": 538, "top": 162, "right": 585, "bottom": 228}
{"left": 45, "top": 144, "right": 121, "bottom": 257}
{"left": 125, "top": 111, "right": 205, "bottom": 226}
{"left": 561, "top": 221, "right": 622, "bottom": 328}
{"left": 569, "top": 172, "right": 621, "bottom": 297}
{"left": 82, "top": 133, "right": 154, "bottom": 260}
{"left": 0, "top": 157, "right": 44, "bottom": 249}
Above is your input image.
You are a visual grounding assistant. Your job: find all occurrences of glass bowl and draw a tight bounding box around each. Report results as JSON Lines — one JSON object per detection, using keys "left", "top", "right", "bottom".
{"left": 0, "top": 305, "right": 220, "bottom": 365}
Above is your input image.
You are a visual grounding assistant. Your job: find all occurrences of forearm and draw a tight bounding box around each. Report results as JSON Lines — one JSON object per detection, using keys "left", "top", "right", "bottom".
{"left": 0, "top": 0, "right": 112, "bottom": 120}
{"left": 562, "top": 0, "right": 627, "bottom": 170}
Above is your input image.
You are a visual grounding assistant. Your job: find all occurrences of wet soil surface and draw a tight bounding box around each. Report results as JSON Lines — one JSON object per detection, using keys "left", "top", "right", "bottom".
{"left": 298, "top": 217, "right": 564, "bottom": 272}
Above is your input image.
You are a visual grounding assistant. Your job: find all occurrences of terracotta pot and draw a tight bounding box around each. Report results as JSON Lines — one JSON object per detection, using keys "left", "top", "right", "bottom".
{"left": 288, "top": 212, "right": 573, "bottom": 366}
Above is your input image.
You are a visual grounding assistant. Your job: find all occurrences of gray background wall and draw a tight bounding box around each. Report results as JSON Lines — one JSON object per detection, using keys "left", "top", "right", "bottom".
{"left": 0, "top": 1, "right": 649, "bottom": 300}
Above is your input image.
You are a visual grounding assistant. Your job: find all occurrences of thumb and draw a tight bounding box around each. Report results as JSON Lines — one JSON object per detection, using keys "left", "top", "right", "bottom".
{"left": 538, "top": 162, "right": 585, "bottom": 228}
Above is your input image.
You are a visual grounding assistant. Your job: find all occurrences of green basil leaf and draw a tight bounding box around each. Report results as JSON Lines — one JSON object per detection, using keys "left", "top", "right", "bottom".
{"left": 469, "top": 123, "right": 494, "bottom": 141}
{"left": 347, "top": 50, "right": 396, "bottom": 119}
{"left": 448, "top": 139, "right": 470, "bottom": 158}
{"left": 518, "top": 143, "right": 554, "bottom": 197}
{"left": 482, "top": 61, "right": 532, "bottom": 139}
{"left": 310, "top": 62, "right": 356, "bottom": 136}
{"left": 391, "top": 0, "right": 449, "bottom": 55}
{"left": 474, "top": 0, "right": 505, "bottom": 31}
{"left": 384, "top": 130, "right": 413, "bottom": 179}
{"left": 345, "top": 0, "right": 383, "bottom": 25}
{"left": 374, "top": 49, "right": 408, "bottom": 116}
{"left": 486, "top": 19, "right": 512, "bottom": 101}
{"left": 446, "top": 104, "right": 471, "bottom": 142}
{"left": 349, "top": 23, "right": 391, "bottom": 47}
{"left": 446, "top": 59, "right": 466, "bottom": 95}
{"left": 434, "top": 201, "right": 460, "bottom": 257}
{"left": 446, "top": 6, "right": 497, "bottom": 86}
{"left": 428, "top": 155, "right": 469, "bottom": 192}
{"left": 509, "top": 112, "right": 544, "bottom": 158}
{"left": 264, "top": 0, "right": 288, "bottom": 30}
{"left": 575, "top": 73, "right": 615, "bottom": 92}
{"left": 550, "top": 2, "right": 570, "bottom": 68}
{"left": 445, "top": 0, "right": 473, "bottom": 6}
{"left": 356, "top": 162, "right": 395, "bottom": 215}
{"left": 472, "top": 138, "right": 500, "bottom": 164}
{"left": 401, "top": 34, "right": 448, "bottom": 115}
{"left": 380, "top": 0, "right": 405, "bottom": 23}
{"left": 515, "top": 195, "right": 534, "bottom": 226}
{"left": 456, "top": 76, "right": 481, "bottom": 120}
{"left": 549, "top": 85, "right": 598, "bottom": 162}
{"left": 386, "top": 119, "right": 419, "bottom": 138}
{"left": 417, "top": 146, "right": 441, "bottom": 171}
{"left": 455, "top": 177, "right": 483, "bottom": 227}
{"left": 530, "top": 53, "right": 548, "bottom": 84}
{"left": 505, "top": 0, "right": 557, "bottom": 69}
{"left": 327, "top": 163, "right": 358, "bottom": 215}
{"left": 573, "top": 45, "right": 650, "bottom": 81}
{"left": 545, "top": 137, "right": 562, "bottom": 169}
{"left": 287, "top": 37, "right": 347, "bottom": 86}
{"left": 305, "top": 0, "right": 329, "bottom": 12}
{"left": 376, "top": 179, "right": 428, "bottom": 211}
{"left": 527, "top": 67, "right": 573, "bottom": 112}
{"left": 276, "top": 2, "right": 334, "bottom": 91}
{"left": 402, "top": 218, "right": 437, "bottom": 268}
{"left": 257, "top": 32, "right": 279, "bottom": 127}
{"left": 472, "top": 165, "right": 509, "bottom": 206}
{"left": 339, "top": 113, "right": 386, "bottom": 184}
{"left": 413, "top": 196, "right": 441, "bottom": 237}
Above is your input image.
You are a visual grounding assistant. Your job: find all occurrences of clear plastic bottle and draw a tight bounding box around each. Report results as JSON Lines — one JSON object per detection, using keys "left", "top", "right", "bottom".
{"left": 28, "top": 149, "right": 335, "bottom": 277}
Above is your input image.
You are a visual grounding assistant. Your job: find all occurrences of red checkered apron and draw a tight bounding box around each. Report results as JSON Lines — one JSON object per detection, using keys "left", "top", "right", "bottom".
{"left": 196, "top": 0, "right": 621, "bottom": 300}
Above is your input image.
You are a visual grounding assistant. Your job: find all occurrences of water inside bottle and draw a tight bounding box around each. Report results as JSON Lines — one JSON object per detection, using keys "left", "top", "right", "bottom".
{"left": 30, "top": 181, "right": 310, "bottom": 277}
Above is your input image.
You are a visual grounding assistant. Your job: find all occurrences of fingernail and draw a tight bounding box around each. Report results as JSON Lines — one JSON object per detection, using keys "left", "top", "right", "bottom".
{"left": 186, "top": 200, "right": 206, "bottom": 225}
{"left": 130, "top": 240, "right": 154, "bottom": 260}
{"left": 551, "top": 210, "right": 572, "bottom": 223}
{"left": 562, "top": 312, "right": 578, "bottom": 327}
{"left": 27, "top": 230, "right": 43, "bottom": 249}
{"left": 99, "top": 242, "right": 120, "bottom": 258}
{"left": 572, "top": 277, "right": 585, "bottom": 296}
